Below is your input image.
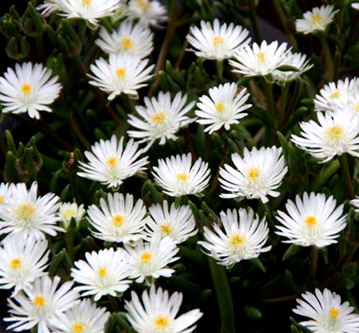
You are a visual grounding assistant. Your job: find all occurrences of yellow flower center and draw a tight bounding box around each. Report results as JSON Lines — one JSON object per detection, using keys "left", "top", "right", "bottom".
{"left": 215, "top": 102, "right": 225, "bottom": 112}
{"left": 82, "top": 0, "right": 91, "bottom": 5}
{"left": 329, "top": 307, "right": 339, "bottom": 318}
{"left": 176, "top": 173, "right": 188, "bottom": 181}
{"left": 140, "top": 252, "right": 152, "bottom": 262}
{"left": 154, "top": 315, "right": 170, "bottom": 329}
{"left": 213, "top": 36, "right": 224, "bottom": 46}
{"left": 10, "top": 258, "right": 21, "bottom": 270}
{"left": 0, "top": 195, "right": 4, "bottom": 204}
{"left": 107, "top": 156, "right": 117, "bottom": 167}
{"left": 98, "top": 268, "right": 106, "bottom": 277}
{"left": 312, "top": 13, "right": 323, "bottom": 25}
{"left": 136, "top": 0, "right": 151, "bottom": 10}
{"left": 112, "top": 214, "right": 124, "bottom": 226}
{"left": 354, "top": 102, "right": 359, "bottom": 113}
{"left": 21, "top": 84, "right": 31, "bottom": 94}
{"left": 116, "top": 68, "right": 126, "bottom": 77}
{"left": 229, "top": 233, "right": 244, "bottom": 249}
{"left": 329, "top": 90, "right": 340, "bottom": 99}
{"left": 160, "top": 223, "right": 171, "bottom": 236}
{"left": 33, "top": 296, "right": 45, "bottom": 307}
{"left": 122, "top": 38, "right": 133, "bottom": 50}
{"left": 326, "top": 125, "right": 343, "bottom": 141}
{"left": 151, "top": 112, "right": 166, "bottom": 124}
{"left": 248, "top": 167, "right": 260, "bottom": 182}
{"left": 257, "top": 52, "right": 265, "bottom": 63}
{"left": 73, "top": 323, "right": 84, "bottom": 333}
{"left": 63, "top": 209, "right": 76, "bottom": 219}
{"left": 305, "top": 215, "right": 317, "bottom": 226}
{"left": 16, "top": 203, "right": 35, "bottom": 220}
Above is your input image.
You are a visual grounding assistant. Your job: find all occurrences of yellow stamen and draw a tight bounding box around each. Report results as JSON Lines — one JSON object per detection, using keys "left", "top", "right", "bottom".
{"left": 160, "top": 223, "right": 171, "bottom": 236}
{"left": 248, "top": 167, "right": 260, "bottom": 182}
{"left": 140, "top": 252, "right": 152, "bottom": 262}
{"left": 33, "top": 296, "right": 45, "bottom": 307}
{"left": 229, "top": 233, "right": 244, "bottom": 249}
{"left": 98, "top": 268, "right": 106, "bottom": 277}
{"left": 305, "top": 216, "right": 317, "bottom": 226}
{"left": 136, "top": 0, "right": 150, "bottom": 9}
{"left": 213, "top": 36, "right": 224, "bottom": 46}
{"left": 215, "top": 102, "right": 224, "bottom": 112}
{"left": 312, "top": 13, "right": 323, "bottom": 25}
{"left": 122, "top": 38, "right": 133, "bottom": 50}
{"left": 82, "top": 0, "right": 91, "bottom": 5}
{"left": 257, "top": 52, "right": 265, "bottom": 63}
{"left": 330, "top": 90, "right": 340, "bottom": 99}
{"left": 63, "top": 209, "right": 76, "bottom": 219}
{"left": 354, "top": 103, "right": 359, "bottom": 113}
{"left": 10, "top": 258, "right": 21, "bottom": 270}
{"left": 176, "top": 173, "right": 188, "bottom": 181}
{"left": 154, "top": 315, "right": 170, "bottom": 329}
{"left": 72, "top": 323, "right": 84, "bottom": 333}
{"left": 116, "top": 68, "right": 126, "bottom": 77}
{"left": 21, "top": 84, "right": 31, "bottom": 94}
{"left": 16, "top": 203, "right": 35, "bottom": 220}
{"left": 0, "top": 196, "right": 4, "bottom": 204}
{"left": 329, "top": 307, "right": 339, "bottom": 318}
{"left": 107, "top": 156, "right": 117, "bottom": 167}
{"left": 112, "top": 214, "right": 124, "bottom": 226}
{"left": 326, "top": 125, "right": 343, "bottom": 141}
{"left": 151, "top": 112, "right": 166, "bottom": 124}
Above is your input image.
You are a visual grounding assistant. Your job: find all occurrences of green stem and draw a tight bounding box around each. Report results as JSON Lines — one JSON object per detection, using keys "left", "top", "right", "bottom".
{"left": 248, "top": 10, "right": 261, "bottom": 43}
{"left": 65, "top": 231, "right": 75, "bottom": 262}
{"left": 263, "top": 80, "right": 275, "bottom": 119}
{"left": 216, "top": 60, "right": 223, "bottom": 83}
{"left": 108, "top": 295, "right": 120, "bottom": 312}
{"left": 259, "top": 295, "right": 298, "bottom": 303}
{"left": 339, "top": 154, "right": 355, "bottom": 200}
{"left": 319, "top": 36, "right": 334, "bottom": 81}
{"left": 278, "top": 83, "right": 290, "bottom": 126}
{"left": 310, "top": 246, "right": 319, "bottom": 280}
{"left": 286, "top": 80, "right": 303, "bottom": 118}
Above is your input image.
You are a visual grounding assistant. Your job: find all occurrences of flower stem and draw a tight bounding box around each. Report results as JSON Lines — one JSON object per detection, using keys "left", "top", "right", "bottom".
{"left": 216, "top": 60, "right": 223, "bottom": 83}
{"left": 339, "top": 154, "right": 355, "bottom": 200}
{"left": 263, "top": 80, "right": 275, "bottom": 119}
{"left": 319, "top": 36, "right": 334, "bottom": 81}
{"left": 278, "top": 83, "right": 290, "bottom": 126}
{"left": 310, "top": 246, "right": 319, "bottom": 280}
{"left": 108, "top": 295, "right": 120, "bottom": 312}
{"left": 259, "top": 295, "right": 298, "bottom": 303}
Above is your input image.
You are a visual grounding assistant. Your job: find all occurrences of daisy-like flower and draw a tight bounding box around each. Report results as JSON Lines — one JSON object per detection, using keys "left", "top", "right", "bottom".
{"left": 125, "top": 236, "right": 179, "bottom": 283}
{"left": 0, "top": 182, "right": 12, "bottom": 206}
{"left": 351, "top": 196, "right": 359, "bottom": 213}
{"left": 352, "top": 3, "right": 359, "bottom": 11}
{"left": 77, "top": 135, "right": 148, "bottom": 188}
{"left": 58, "top": 202, "right": 85, "bottom": 228}
{"left": 219, "top": 146, "right": 287, "bottom": 203}
{"left": 229, "top": 40, "right": 289, "bottom": 77}
{"left": 0, "top": 62, "right": 62, "bottom": 119}
{"left": 128, "top": 91, "right": 195, "bottom": 149}
{"left": 275, "top": 192, "right": 347, "bottom": 247}
{"left": 87, "top": 192, "right": 147, "bottom": 243}
{"left": 127, "top": 0, "right": 167, "bottom": 27}
{"left": 4, "top": 275, "right": 79, "bottom": 333}
{"left": 95, "top": 20, "right": 153, "bottom": 58}
{"left": 293, "top": 288, "right": 359, "bottom": 333}
{"left": 295, "top": 5, "right": 339, "bottom": 35}
{"left": 199, "top": 208, "right": 271, "bottom": 267}
{"left": 49, "top": 298, "right": 110, "bottom": 333}
{"left": 186, "top": 19, "right": 251, "bottom": 60}
{"left": 0, "top": 236, "right": 49, "bottom": 295}
{"left": 195, "top": 82, "right": 251, "bottom": 134}
{"left": 38, "top": 0, "right": 122, "bottom": 26}
{"left": 152, "top": 153, "right": 211, "bottom": 197}
{"left": 88, "top": 53, "right": 154, "bottom": 100}
{"left": 143, "top": 200, "right": 197, "bottom": 243}
{"left": 71, "top": 248, "right": 131, "bottom": 301}
{"left": 125, "top": 285, "right": 203, "bottom": 333}
{"left": 291, "top": 110, "right": 359, "bottom": 163}
{"left": 0, "top": 182, "right": 63, "bottom": 240}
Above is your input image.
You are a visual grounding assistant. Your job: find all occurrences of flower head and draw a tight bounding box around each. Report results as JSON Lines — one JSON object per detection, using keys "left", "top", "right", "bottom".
{"left": 125, "top": 285, "right": 203, "bottom": 333}
{"left": 295, "top": 5, "right": 339, "bottom": 35}
{"left": 77, "top": 135, "right": 148, "bottom": 188}
{"left": 199, "top": 208, "right": 271, "bottom": 267}
{"left": 152, "top": 153, "right": 211, "bottom": 197}
{"left": 219, "top": 146, "right": 287, "bottom": 203}
{"left": 58, "top": 202, "right": 85, "bottom": 228}
{"left": 128, "top": 91, "right": 195, "bottom": 149}
{"left": 127, "top": 0, "right": 167, "bottom": 27}
{"left": 276, "top": 192, "right": 347, "bottom": 248}
{"left": 0, "top": 182, "right": 12, "bottom": 206}
{"left": 186, "top": 19, "right": 250, "bottom": 60}
{"left": 195, "top": 82, "right": 251, "bottom": 133}
{"left": 88, "top": 53, "right": 154, "bottom": 100}
{"left": 293, "top": 288, "right": 359, "bottom": 332}
{"left": 0, "top": 62, "right": 61, "bottom": 119}
{"left": 350, "top": 196, "right": 359, "bottom": 213}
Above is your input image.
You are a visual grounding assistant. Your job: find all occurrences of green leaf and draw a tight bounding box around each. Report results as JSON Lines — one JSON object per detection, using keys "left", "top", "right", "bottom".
{"left": 243, "top": 305, "right": 262, "bottom": 319}
{"left": 276, "top": 65, "right": 300, "bottom": 72}
{"left": 282, "top": 244, "right": 303, "bottom": 261}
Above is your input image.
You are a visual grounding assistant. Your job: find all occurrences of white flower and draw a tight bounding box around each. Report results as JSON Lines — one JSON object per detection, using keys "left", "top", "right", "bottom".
{"left": 127, "top": 0, "right": 167, "bottom": 27}
{"left": 219, "top": 146, "right": 288, "bottom": 203}
{"left": 195, "top": 82, "right": 251, "bottom": 134}
{"left": 87, "top": 192, "right": 147, "bottom": 243}
{"left": 38, "top": 0, "right": 122, "bottom": 26}
{"left": 199, "top": 208, "right": 271, "bottom": 267}
{"left": 95, "top": 19, "right": 153, "bottom": 58}
{"left": 125, "top": 285, "right": 203, "bottom": 333}
{"left": 88, "top": 53, "right": 154, "bottom": 100}
{"left": 352, "top": 3, "right": 359, "bottom": 11}
{"left": 143, "top": 200, "right": 197, "bottom": 243}
{"left": 229, "top": 40, "right": 289, "bottom": 77}
{"left": 295, "top": 5, "right": 339, "bottom": 35}
{"left": 0, "top": 236, "right": 49, "bottom": 295}
{"left": 293, "top": 288, "right": 359, "bottom": 333}
{"left": 275, "top": 192, "right": 347, "bottom": 248}
{"left": 4, "top": 275, "right": 79, "bottom": 333}
{"left": 0, "top": 182, "right": 63, "bottom": 240}
{"left": 0, "top": 182, "right": 12, "bottom": 206}
{"left": 291, "top": 110, "right": 359, "bottom": 163}
{"left": 152, "top": 153, "right": 211, "bottom": 197}
{"left": 125, "top": 237, "right": 179, "bottom": 283}
{"left": 77, "top": 135, "right": 148, "bottom": 188}
{"left": 0, "top": 62, "right": 61, "bottom": 119}
{"left": 128, "top": 91, "right": 195, "bottom": 149}
{"left": 351, "top": 196, "right": 359, "bottom": 213}
{"left": 71, "top": 248, "right": 131, "bottom": 301}
{"left": 49, "top": 298, "right": 110, "bottom": 333}
{"left": 58, "top": 202, "right": 85, "bottom": 228}
{"left": 186, "top": 19, "right": 250, "bottom": 60}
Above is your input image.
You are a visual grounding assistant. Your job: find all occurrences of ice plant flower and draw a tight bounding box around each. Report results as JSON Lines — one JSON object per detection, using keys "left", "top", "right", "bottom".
{"left": 127, "top": 0, "right": 167, "bottom": 27}
{"left": 0, "top": 182, "right": 63, "bottom": 240}
{"left": 199, "top": 208, "right": 271, "bottom": 267}
{"left": 0, "top": 182, "right": 12, "bottom": 206}
{"left": 219, "top": 146, "right": 287, "bottom": 203}
{"left": 125, "top": 285, "right": 203, "bottom": 333}
{"left": 125, "top": 237, "right": 179, "bottom": 283}
{"left": 195, "top": 82, "right": 251, "bottom": 134}
{"left": 152, "top": 153, "right": 211, "bottom": 197}
{"left": 351, "top": 196, "right": 359, "bottom": 213}
{"left": 128, "top": 91, "right": 195, "bottom": 149}
{"left": 87, "top": 192, "right": 147, "bottom": 243}
{"left": 291, "top": 110, "right": 359, "bottom": 163}
{"left": 0, "top": 236, "right": 49, "bottom": 295}
{"left": 71, "top": 248, "right": 131, "bottom": 301}
{"left": 38, "top": 0, "right": 122, "bottom": 26}
{"left": 88, "top": 53, "right": 154, "bottom": 100}
{"left": 4, "top": 275, "right": 79, "bottom": 333}
{"left": 186, "top": 19, "right": 250, "bottom": 60}
{"left": 0, "top": 62, "right": 62, "bottom": 119}
{"left": 276, "top": 192, "right": 347, "bottom": 247}
{"left": 143, "top": 200, "right": 197, "bottom": 243}
{"left": 58, "top": 202, "right": 85, "bottom": 228}
{"left": 352, "top": 3, "right": 359, "bottom": 11}
{"left": 295, "top": 5, "right": 339, "bottom": 35}
{"left": 77, "top": 135, "right": 148, "bottom": 188}
{"left": 229, "top": 40, "right": 289, "bottom": 77}
{"left": 95, "top": 20, "right": 153, "bottom": 58}
{"left": 49, "top": 298, "right": 110, "bottom": 333}
{"left": 293, "top": 288, "right": 359, "bottom": 332}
